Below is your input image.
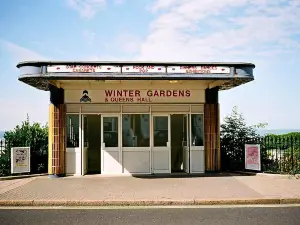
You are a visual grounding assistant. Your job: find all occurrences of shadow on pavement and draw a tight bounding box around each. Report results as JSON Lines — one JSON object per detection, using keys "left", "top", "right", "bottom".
{"left": 132, "top": 172, "right": 257, "bottom": 179}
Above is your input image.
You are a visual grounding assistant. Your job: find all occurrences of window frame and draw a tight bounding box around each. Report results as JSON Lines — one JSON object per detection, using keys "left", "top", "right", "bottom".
{"left": 121, "top": 113, "right": 151, "bottom": 150}
{"left": 190, "top": 113, "right": 205, "bottom": 148}
{"left": 65, "top": 114, "right": 80, "bottom": 148}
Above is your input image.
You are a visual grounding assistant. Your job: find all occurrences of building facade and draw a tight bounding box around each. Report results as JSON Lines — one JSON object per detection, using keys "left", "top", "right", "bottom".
{"left": 17, "top": 61, "right": 255, "bottom": 176}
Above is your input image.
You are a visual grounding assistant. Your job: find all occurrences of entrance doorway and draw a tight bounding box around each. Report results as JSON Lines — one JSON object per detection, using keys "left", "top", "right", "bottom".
{"left": 151, "top": 114, "right": 191, "bottom": 174}
{"left": 82, "top": 115, "right": 101, "bottom": 174}
{"left": 101, "top": 115, "right": 121, "bottom": 174}
{"left": 152, "top": 114, "right": 171, "bottom": 173}
{"left": 170, "top": 114, "right": 189, "bottom": 173}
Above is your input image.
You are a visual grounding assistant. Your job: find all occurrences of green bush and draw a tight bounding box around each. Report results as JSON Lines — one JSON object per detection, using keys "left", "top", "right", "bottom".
{"left": 0, "top": 116, "right": 48, "bottom": 176}
{"left": 220, "top": 106, "right": 266, "bottom": 171}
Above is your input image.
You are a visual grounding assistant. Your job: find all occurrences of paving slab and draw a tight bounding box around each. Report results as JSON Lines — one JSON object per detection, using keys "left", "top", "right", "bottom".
{"left": 0, "top": 178, "right": 36, "bottom": 195}
{"left": 235, "top": 176, "right": 300, "bottom": 198}
{"left": 0, "top": 174, "right": 299, "bottom": 206}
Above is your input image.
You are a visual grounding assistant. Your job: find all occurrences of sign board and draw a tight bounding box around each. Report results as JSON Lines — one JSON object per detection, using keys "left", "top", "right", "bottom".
{"left": 46, "top": 65, "right": 230, "bottom": 74}
{"left": 122, "top": 65, "right": 165, "bottom": 73}
{"left": 11, "top": 147, "right": 30, "bottom": 174}
{"left": 245, "top": 144, "right": 261, "bottom": 171}
{"left": 167, "top": 66, "right": 230, "bottom": 74}
{"left": 65, "top": 89, "right": 205, "bottom": 104}
{"left": 47, "top": 65, "right": 121, "bottom": 73}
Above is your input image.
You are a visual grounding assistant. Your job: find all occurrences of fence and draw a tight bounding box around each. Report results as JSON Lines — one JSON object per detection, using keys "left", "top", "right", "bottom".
{"left": 0, "top": 139, "right": 48, "bottom": 176}
{"left": 260, "top": 136, "right": 300, "bottom": 174}
{"left": 221, "top": 136, "right": 300, "bottom": 175}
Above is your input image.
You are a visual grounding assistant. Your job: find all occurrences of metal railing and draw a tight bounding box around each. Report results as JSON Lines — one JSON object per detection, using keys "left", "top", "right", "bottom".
{"left": 260, "top": 136, "right": 300, "bottom": 174}
{"left": 221, "top": 135, "right": 300, "bottom": 175}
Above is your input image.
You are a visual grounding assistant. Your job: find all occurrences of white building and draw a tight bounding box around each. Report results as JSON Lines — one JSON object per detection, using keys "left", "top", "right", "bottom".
{"left": 17, "top": 61, "right": 255, "bottom": 177}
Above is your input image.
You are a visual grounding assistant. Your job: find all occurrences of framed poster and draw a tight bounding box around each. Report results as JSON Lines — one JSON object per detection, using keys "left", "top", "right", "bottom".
{"left": 11, "top": 147, "right": 30, "bottom": 174}
{"left": 245, "top": 144, "right": 261, "bottom": 171}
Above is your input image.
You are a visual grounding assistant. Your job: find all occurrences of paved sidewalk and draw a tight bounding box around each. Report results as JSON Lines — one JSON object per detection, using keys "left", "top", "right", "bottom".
{"left": 0, "top": 177, "right": 36, "bottom": 195}
{"left": 0, "top": 173, "right": 299, "bottom": 206}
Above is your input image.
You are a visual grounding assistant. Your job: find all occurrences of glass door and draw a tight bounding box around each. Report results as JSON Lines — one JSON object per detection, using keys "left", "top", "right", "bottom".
{"left": 81, "top": 115, "right": 88, "bottom": 175}
{"left": 190, "top": 114, "right": 205, "bottom": 173}
{"left": 152, "top": 115, "right": 171, "bottom": 173}
{"left": 101, "top": 115, "right": 121, "bottom": 174}
{"left": 182, "top": 114, "right": 190, "bottom": 173}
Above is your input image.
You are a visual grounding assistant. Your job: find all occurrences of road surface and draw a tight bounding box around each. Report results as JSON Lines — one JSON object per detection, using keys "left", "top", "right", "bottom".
{"left": 1, "top": 205, "right": 300, "bottom": 225}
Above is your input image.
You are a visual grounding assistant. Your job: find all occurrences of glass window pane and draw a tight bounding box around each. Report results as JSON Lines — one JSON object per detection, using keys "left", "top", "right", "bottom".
{"left": 191, "top": 114, "right": 204, "bottom": 146}
{"left": 66, "top": 115, "right": 79, "bottom": 148}
{"left": 103, "top": 117, "right": 118, "bottom": 147}
{"left": 153, "top": 116, "right": 168, "bottom": 147}
{"left": 122, "top": 114, "right": 150, "bottom": 147}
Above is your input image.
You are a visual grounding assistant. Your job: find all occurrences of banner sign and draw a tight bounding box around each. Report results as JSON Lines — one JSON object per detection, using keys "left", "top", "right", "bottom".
{"left": 245, "top": 144, "right": 261, "bottom": 171}
{"left": 167, "top": 66, "right": 230, "bottom": 74}
{"left": 122, "top": 65, "right": 165, "bottom": 73}
{"left": 11, "top": 147, "right": 30, "bottom": 174}
{"left": 47, "top": 65, "right": 230, "bottom": 74}
{"left": 47, "top": 65, "right": 121, "bottom": 73}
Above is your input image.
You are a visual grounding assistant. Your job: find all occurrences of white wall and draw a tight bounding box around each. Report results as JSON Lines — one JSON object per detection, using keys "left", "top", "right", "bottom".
{"left": 66, "top": 147, "right": 81, "bottom": 175}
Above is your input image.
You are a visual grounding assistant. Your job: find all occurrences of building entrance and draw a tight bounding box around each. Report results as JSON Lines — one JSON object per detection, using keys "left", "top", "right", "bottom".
{"left": 151, "top": 113, "right": 192, "bottom": 174}
{"left": 152, "top": 114, "right": 170, "bottom": 173}
{"left": 171, "top": 114, "right": 187, "bottom": 173}
{"left": 77, "top": 105, "right": 205, "bottom": 176}
{"left": 82, "top": 115, "right": 101, "bottom": 174}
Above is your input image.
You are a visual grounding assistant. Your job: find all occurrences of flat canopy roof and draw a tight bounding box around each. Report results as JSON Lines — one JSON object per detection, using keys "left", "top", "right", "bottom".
{"left": 16, "top": 60, "right": 255, "bottom": 91}
{"left": 17, "top": 60, "right": 255, "bottom": 68}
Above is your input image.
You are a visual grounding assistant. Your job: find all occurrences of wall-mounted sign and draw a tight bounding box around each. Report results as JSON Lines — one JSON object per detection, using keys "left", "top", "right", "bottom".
{"left": 11, "top": 147, "right": 30, "bottom": 174}
{"left": 167, "top": 66, "right": 230, "bottom": 74}
{"left": 47, "top": 65, "right": 121, "bottom": 73}
{"left": 65, "top": 89, "right": 205, "bottom": 104}
{"left": 122, "top": 65, "right": 165, "bottom": 73}
{"left": 104, "top": 89, "right": 190, "bottom": 103}
{"left": 245, "top": 144, "right": 261, "bottom": 171}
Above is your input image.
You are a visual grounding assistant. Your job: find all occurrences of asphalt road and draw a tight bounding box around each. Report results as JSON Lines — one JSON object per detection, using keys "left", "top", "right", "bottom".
{"left": 1, "top": 206, "right": 300, "bottom": 225}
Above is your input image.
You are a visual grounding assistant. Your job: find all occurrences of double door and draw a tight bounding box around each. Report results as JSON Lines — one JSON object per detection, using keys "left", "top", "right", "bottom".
{"left": 81, "top": 114, "right": 121, "bottom": 175}
{"left": 151, "top": 114, "right": 191, "bottom": 174}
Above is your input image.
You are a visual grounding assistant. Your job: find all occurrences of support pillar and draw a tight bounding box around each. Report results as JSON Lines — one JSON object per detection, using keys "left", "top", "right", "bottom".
{"left": 48, "top": 84, "right": 66, "bottom": 176}
{"left": 204, "top": 87, "right": 221, "bottom": 171}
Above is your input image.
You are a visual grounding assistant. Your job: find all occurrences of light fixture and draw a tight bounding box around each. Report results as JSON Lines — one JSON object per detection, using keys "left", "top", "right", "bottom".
{"left": 169, "top": 80, "right": 178, "bottom": 83}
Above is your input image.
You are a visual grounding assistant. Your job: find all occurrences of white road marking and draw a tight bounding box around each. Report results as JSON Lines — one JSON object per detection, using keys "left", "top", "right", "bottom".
{"left": 1, "top": 204, "right": 300, "bottom": 210}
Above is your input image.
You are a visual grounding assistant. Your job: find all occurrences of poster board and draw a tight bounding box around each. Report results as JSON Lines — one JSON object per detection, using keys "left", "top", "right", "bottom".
{"left": 11, "top": 147, "right": 30, "bottom": 174}
{"left": 245, "top": 144, "right": 261, "bottom": 171}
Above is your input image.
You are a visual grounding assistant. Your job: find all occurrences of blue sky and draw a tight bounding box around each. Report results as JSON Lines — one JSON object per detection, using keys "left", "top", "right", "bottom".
{"left": 0, "top": 0, "right": 300, "bottom": 130}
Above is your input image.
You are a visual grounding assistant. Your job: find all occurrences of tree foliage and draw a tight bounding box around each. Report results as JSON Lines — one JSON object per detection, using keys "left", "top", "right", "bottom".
{"left": 0, "top": 116, "right": 48, "bottom": 176}
{"left": 220, "top": 106, "right": 300, "bottom": 174}
{"left": 220, "top": 106, "right": 265, "bottom": 171}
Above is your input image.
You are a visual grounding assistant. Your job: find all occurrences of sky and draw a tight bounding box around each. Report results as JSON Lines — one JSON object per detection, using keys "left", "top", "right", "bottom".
{"left": 0, "top": 0, "right": 299, "bottom": 131}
